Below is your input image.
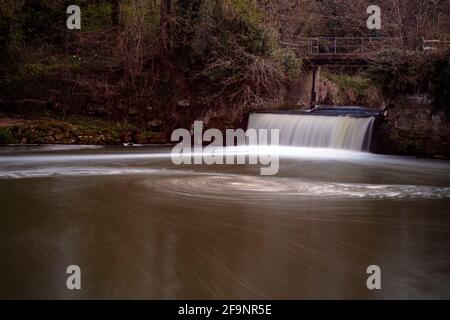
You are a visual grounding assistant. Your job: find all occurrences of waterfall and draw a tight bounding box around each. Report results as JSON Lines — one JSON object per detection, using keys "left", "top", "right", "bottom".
{"left": 248, "top": 113, "right": 375, "bottom": 151}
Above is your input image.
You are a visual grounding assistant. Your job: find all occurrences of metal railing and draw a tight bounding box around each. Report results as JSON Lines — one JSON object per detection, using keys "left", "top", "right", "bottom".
{"left": 281, "top": 37, "right": 450, "bottom": 58}
{"left": 422, "top": 39, "right": 450, "bottom": 51}
{"left": 281, "top": 37, "right": 399, "bottom": 56}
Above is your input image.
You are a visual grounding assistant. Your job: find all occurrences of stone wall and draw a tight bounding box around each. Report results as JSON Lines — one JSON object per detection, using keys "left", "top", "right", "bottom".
{"left": 283, "top": 68, "right": 315, "bottom": 108}
{"left": 374, "top": 96, "right": 450, "bottom": 158}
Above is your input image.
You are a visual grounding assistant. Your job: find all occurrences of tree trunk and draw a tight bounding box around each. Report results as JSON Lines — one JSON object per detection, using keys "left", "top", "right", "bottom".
{"left": 160, "top": 0, "right": 171, "bottom": 53}
{"left": 111, "top": 0, "right": 120, "bottom": 26}
{"left": 160, "top": 0, "right": 171, "bottom": 27}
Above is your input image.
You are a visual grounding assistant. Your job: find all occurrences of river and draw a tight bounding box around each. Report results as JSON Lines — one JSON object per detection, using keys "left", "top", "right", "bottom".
{"left": 0, "top": 145, "right": 449, "bottom": 299}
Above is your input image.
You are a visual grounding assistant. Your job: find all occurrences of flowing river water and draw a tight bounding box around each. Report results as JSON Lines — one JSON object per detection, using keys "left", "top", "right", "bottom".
{"left": 0, "top": 144, "right": 449, "bottom": 299}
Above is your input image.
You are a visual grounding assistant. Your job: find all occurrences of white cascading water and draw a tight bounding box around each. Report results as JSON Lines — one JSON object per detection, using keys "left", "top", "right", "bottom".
{"left": 248, "top": 113, "right": 376, "bottom": 151}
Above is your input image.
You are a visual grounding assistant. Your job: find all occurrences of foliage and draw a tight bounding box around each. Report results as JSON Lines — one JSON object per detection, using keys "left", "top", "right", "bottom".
{"left": 430, "top": 49, "right": 450, "bottom": 110}
{"left": 0, "top": 127, "right": 17, "bottom": 144}
{"left": 368, "top": 49, "right": 450, "bottom": 111}
{"left": 18, "top": 0, "right": 67, "bottom": 44}
{"left": 81, "top": 2, "right": 114, "bottom": 32}
{"left": 324, "top": 72, "right": 371, "bottom": 96}
{"left": 0, "top": 1, "right": 23, "bottom": 75}
{"left": 169, "top": 0, "right": 300, "bottom": 106}
{"left": 319, "top": 71, "right": 382, "bottom": 107}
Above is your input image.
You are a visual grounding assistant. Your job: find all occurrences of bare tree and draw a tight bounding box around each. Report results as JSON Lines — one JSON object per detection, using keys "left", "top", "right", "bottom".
{"left": 160, "top": 0, "right": 171, "bottom": 27}
{"left": 159, "top": 0, "right": 171, "bottom": 52}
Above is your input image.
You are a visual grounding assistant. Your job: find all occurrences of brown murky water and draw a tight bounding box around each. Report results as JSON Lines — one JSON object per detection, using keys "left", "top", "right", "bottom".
{"left": 0, "top": 146, "right": 449, "bottom": 299}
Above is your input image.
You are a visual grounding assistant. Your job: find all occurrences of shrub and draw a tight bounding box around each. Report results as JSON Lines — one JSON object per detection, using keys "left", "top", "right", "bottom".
{"left": 368, "top": 49, "right": 450, "bottom": 111}
{"left": 19, "top": 0, "right": 67, "bottom": 45}
{"left": 0, "top": 127, "right": 17, "bottom": 144}
{"left": 430, "top": 49, "right": 450, "bottom": 111}
{"left": 169, "top": 0, "right": 300, "bottom": 106}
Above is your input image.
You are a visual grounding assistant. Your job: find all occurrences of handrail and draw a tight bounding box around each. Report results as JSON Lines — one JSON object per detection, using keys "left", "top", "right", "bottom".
{"left": 281, "top": 37, "right": 449, "bottom": 58}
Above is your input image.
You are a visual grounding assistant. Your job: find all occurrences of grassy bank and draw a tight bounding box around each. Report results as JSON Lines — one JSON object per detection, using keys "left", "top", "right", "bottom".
{"left": 0, "top": 114, "right": 167, "bottom": 145}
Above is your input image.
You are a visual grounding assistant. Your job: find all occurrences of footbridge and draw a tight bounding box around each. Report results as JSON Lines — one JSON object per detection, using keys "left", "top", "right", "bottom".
{"left": 281, "top": 37, "right": 450, "bottom": 65}
{"left": 281, "top": 37, "right": 450, "bottom": 106}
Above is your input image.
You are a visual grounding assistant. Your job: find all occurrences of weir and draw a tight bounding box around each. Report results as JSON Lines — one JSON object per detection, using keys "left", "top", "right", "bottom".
{"left": 248, "top": 107, "right": 379, "bottom": 152}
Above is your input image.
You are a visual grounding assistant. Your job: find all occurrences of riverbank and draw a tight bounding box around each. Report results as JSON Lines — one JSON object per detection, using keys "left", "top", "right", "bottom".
{"left": 0, "top": 114, "right": 168, "bottom": 145}
{"left": 1, "top": 108, "right": 449, "bottom": 160}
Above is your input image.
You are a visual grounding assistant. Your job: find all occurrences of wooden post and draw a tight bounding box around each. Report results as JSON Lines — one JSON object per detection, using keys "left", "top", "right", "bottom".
{"left": 310, "top": 66, "right": 320, "bottom": 108}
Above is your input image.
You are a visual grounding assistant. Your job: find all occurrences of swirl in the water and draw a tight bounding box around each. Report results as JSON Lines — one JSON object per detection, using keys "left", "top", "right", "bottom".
{"left": 149, "top": 174, "right": 450, "bottom": 200}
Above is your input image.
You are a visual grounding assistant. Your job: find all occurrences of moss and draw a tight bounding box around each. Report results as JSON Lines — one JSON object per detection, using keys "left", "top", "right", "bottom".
{"left": 384, "top": 130, "right": 428, "bottom": 155}
{"left": 0, "top": 115, "right": 169, "bottom": 144}
{"left": 16, "top": 63, "right": 51, "bottom": 79}
{"left": 324, "top": 72, "right": 371, "bottom": 95}
{"left": 14, "top": 59, "right": 80, "bottom": 80}
{"left": 81, "top": 3, "right": 113, "bottom": 32}
{"left": 320, "top": 71, "right": 383, "bottom": 106}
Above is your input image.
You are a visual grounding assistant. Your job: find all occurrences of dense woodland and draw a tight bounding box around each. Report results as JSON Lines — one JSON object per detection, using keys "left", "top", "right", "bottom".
{"left": 0, "top": 0, "right": 449, "bottom": 148}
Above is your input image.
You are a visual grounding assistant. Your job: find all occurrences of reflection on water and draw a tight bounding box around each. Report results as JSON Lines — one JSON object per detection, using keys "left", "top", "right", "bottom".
{"left": 0, "top": 146, "right": 449, "bottom": 299}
